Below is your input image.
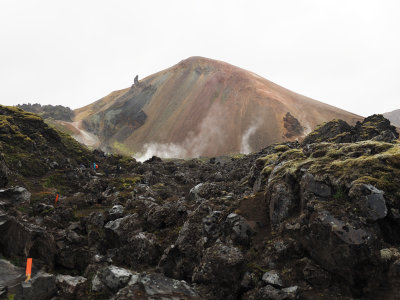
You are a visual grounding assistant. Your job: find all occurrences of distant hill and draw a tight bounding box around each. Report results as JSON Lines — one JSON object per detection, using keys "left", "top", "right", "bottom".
{"left": 17, "top": 103, "right": 74, "bottom": 122}
{"left": 383, "top": 109, "right": 400, "bottom": 127}
{"left": 71, "top": 57, "right": 362, "bottom": 159}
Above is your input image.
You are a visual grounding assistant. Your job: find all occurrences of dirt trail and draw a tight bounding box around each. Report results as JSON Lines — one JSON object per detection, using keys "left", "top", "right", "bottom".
{"left": 58, "top": 120, "right": 99, "bottom": 147}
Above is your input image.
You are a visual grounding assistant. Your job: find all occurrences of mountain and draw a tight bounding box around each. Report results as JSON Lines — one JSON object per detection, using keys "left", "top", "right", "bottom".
{"left": 73, "top": 56, "right": 362, "bottom": 158}
{"left": 1, "top": 105, "right": 400, "bottom": 299}
{"left": 383, "top": 108, "right": 400, "bottom": 127}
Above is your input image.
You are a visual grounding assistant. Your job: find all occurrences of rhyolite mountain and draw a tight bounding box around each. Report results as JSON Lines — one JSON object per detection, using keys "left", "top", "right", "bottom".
{"left": 384, "top": 108, "right": 400, "bottom": 128}
{"left": 73, "top": 56, "right": 362, "bottom": 157}
{"left": 1, "top": 105, "right": 400, "bottom": 299}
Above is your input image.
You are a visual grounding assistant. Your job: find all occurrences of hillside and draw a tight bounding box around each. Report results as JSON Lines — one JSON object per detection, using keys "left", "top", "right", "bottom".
{"left": 384, "top": 108, "right": 400, "bottom": 128}
{"left": 73, "top": 57, "right": 362, "bottom": 158}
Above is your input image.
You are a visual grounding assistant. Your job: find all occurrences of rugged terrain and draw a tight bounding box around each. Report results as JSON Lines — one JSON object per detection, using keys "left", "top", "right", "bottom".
{"left": 72, "top": 57, "right": 362, "bottom": 158}
{"left": 1, "top": 105, "right": 400, "bottom": 299}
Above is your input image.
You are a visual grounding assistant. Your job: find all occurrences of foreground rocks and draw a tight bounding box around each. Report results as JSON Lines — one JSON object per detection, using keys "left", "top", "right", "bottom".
{"left": 0, "top": 111, "right": 400, "bottom": 299}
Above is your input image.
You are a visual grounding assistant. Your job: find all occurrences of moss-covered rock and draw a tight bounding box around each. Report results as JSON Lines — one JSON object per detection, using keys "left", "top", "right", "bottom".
{"left": 0, "top": 105, "right": 93, "bottom": 181}
{"left": 302, "top": 114, "right": 398, "bottom": 145}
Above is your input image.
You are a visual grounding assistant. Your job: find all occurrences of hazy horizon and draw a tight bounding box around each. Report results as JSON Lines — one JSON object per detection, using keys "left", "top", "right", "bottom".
{"left": 1, "top": 0, "right": 399, "bottom": 117}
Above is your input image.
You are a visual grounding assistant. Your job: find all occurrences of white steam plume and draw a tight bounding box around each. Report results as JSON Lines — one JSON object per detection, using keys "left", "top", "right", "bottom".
{"left": 133, "top": 103, "right": 262, "bottom": 161}
{"left": 240, "top": 121, "right": 261, "bottom": 154}
{"left": 134, "top": 142, "right": 188, "bottom": 162}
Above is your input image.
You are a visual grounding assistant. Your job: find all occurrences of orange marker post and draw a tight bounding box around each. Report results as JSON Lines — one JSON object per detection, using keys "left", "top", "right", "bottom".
{"left": 25, "top": 258, "right": 32, "bottom": 282}
{"left": 55, "top": 193, "right": 59, "bottom": 207}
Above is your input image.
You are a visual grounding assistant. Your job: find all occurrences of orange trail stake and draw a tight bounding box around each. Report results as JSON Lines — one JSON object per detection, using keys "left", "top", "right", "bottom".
{"left": 54, "top": 193, "right": 59, "bottom": 206}
{"left": 25, "top": 258, "right": 32, "bottom": 282}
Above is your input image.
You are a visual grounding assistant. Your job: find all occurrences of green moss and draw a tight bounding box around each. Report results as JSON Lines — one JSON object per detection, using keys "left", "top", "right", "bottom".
{"left": 247, "top": 262, "right": 269, "bottom": 274}
{"left": 112, "top": 141, "right": 133, "bottom": 155}
{"left": 258, "top": 153, "right": 280, "bottom": 165}
{"left": 261, "top": 165, "right": 274, "bottom": 176}
{"left": 270, "top": 141, "right": 400, "bottom": 195}
{"left": 274, "top": 145, "right": 290, "bottom": 152}
{"left": 42, "top": 172, "right": 71, "bottom": 194}
{"left": 112, "top": 176, "right": 141, "bottom": 192}
{"left": 278, "top": 148, "right": 305, "bottom": 162}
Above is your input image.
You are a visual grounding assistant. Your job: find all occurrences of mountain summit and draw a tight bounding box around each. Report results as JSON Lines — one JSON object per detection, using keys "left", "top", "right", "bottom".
{"left": 74, "top": 56, "right": 361, "bottom": 158}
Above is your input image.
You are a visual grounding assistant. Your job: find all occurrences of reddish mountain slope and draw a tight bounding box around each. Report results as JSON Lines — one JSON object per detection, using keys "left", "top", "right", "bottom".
{"left": 74, "top": 57, "right": 362, "bottom": 158}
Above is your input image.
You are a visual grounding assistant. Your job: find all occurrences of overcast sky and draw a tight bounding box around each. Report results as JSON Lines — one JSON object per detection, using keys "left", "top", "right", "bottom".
{"left": 0, "top": 0, "right": 399, "bottom": 117}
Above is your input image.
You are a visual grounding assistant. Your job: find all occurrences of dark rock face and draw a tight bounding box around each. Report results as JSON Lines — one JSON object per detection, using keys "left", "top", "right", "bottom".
{"left": 283, "top": 112, "right": 304, "bottom": 138}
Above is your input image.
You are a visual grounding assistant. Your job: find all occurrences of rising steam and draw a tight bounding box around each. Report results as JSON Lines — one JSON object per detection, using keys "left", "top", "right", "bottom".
{"left": 240, "top": 121, "right": 261, "bottom": 154}
{"left": 133, "top": 103, "right": 261, "bottom": 161}
{"left": 135, "top": 142, "right": 188, "bottom": 162}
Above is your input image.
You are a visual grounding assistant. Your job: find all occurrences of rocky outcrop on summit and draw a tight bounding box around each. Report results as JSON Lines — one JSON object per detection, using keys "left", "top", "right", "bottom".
{"left": 1, "top": 107, "right": 400, "bottom": 299}
{"left": 16, "top": 103, "right": 73, "bottom": 122}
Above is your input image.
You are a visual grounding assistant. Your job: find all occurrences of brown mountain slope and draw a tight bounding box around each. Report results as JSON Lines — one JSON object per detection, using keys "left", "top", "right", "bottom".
{"left": 383, "top": 109, "right": 400, "bottom": 128}
{"left": 74, "top": 56, "right": 362, "bottom": 158}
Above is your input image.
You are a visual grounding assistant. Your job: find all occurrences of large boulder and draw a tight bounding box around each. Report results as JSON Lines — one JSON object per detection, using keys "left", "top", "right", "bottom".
{"left": 0, "top": 186, "right": 31, "bottom": 205}
{"left": 0, "top": 259, "right": 24, "bottom": 292}
{"left": 301, "top": 119, "right": 352, "bottom": 145}
{"left": 192, "top": 241, "right": 245, "bottom": 298}
{"left": 300, "top": 209, "right": 380, "bottom": 286}
{"left": 15, "top": 272, "right": 56, "bottom": 300}
{"left": 113, "top": 232, "right": 161, "bottom": 268}
{"left": 0, "top": 212, "right": 56, "bottom": 268}
{"left": 349, "top": 183, "right": 387, "bottom": 222}
{"left": 91, "top": 265, "right": 138, "bottom": 294}
{"left": 111, "top": 273, "right": 199, "bottom": 300}
{"left": 104, "top": 214, "right": 143, "bottom": 246}
{"left": 225, "top": 213, "right": 253, "bottom": 246}
{"left": 187, "top": 182, "right": 220, "bottom": 201}
{"left": 145, "top": 200, "right": 187, "bottom": 229}
{"left": 108, "top": 204, "right": 124, "bottom": 220}
{"left": 55, "top": 275, "right": 87, "bottom": 299}
{"left": 140, "top": 273, "right": 198, "bottom": 298}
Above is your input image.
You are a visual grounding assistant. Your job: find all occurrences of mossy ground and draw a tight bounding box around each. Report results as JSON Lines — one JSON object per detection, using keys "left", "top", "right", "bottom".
{"left": 260, "top": 141, "right": 400, "bottom": 199}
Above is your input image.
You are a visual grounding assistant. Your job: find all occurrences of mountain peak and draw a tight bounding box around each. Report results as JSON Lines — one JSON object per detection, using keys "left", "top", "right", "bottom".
{"left": 71, "top": 58, "right": 362, "bottom": 158}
